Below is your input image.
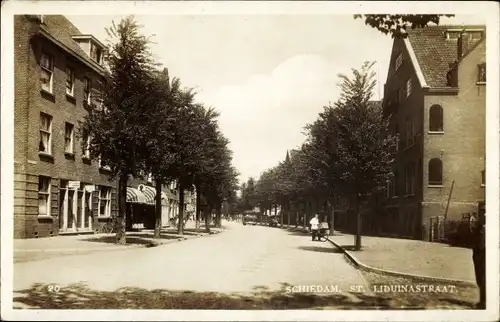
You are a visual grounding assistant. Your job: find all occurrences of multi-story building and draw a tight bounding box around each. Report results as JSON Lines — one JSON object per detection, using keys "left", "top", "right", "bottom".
{"left": 382, "top": 25, "right": 486, "bottom": 240}
{"left": 14, "top": 15, "right": 117, "bottom": 238}
{"left": 14, "top": 15, "right": 194, "bottom": 238}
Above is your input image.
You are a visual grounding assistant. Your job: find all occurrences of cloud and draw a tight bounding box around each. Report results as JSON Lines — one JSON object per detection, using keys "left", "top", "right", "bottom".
{"left": 197, "top": 54, "right": 345, "bottom": 182}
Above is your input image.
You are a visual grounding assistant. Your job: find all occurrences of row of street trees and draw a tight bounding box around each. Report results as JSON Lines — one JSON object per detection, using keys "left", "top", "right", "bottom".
{"left": 235, "top": 14, "right": 454, "bottom": 250}
{"left": 237, "top": 61, "right": 396, "bottom": 250}
{"left": 78, "top": 16, "right": 238, "bottom": 244}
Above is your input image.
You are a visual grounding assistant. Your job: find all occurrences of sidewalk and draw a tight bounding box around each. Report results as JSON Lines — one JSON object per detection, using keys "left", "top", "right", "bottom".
{"left": 14, "top": 221, "right": 227, "bottom": 263}
{"left": 329, "top": 233, "right": 475, "bottom": 283}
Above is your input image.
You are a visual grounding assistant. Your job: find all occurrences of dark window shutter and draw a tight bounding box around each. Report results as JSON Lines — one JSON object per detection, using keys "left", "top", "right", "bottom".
{"left": 51, "top": 178, "right": 59, "bottom": 217}
{"left": 111, "top": 186, "right": 118, "bottom": 217}
{"left": 92, "top": 190, "right": 99, "bottom": 217}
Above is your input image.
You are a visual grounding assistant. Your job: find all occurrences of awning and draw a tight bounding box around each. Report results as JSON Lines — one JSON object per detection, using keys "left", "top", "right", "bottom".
{"left": 138, "top": 184, "right": 167, "bottom": 206}
{"left": 126, "top": 187, "right": 147, "bottom": 204}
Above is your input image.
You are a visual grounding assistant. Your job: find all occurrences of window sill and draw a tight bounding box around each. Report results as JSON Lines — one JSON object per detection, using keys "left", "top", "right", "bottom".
{"left": 40, "top": 89, "right": 55, "bottom": 102}
{"left": 428, "top": 184, "right": 444, "bottom": 188}
{"left": 38, "top": 215, "right": 54, "bottom": 220}
{"left": 481, "top": 184, "right": 485, "bottom": 188}
{"left": 428, "top": 131, "right": 444, "bottom": 135}
{"left": 476, "top": 82, "right": 486, "bottom": 85}
{"left": 97, "top": 216, "right": 112, "bottom": 220}
{"left": 404, "top": 194, "right": 415, "bottom": 197}
{"left": 39, "top": 152, "right": 54, "bottom": 161}
{"left": 66, "top": 93, "right": 76, "bottom": 104}
{"left": 64, "top": 152, "right": 75, "bottom": 159}
{"left": 391, "top": 196, "right": 399, "bottom": 199}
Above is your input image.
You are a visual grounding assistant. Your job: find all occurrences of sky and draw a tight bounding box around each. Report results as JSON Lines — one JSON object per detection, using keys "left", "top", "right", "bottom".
{"left": 66, "top": 14, "right": 484, "bottom": 184}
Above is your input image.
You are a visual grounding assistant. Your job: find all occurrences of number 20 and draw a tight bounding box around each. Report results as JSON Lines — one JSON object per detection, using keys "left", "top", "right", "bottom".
{"left": 48, "top": 284, "right": 60, "bottom": 292}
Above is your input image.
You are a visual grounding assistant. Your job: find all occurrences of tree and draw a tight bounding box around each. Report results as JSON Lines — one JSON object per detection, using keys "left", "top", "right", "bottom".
{"left": 354, "top": 14, "right": 454, "bottom": 38}
{"left": 327, "top": 61, "right": 396, "bottom": 250}
{"left": 143, "top": 68, "right": 186, "bottom": 238}
{"left": 78, "top": 16, "right": 158, "bottom": 244}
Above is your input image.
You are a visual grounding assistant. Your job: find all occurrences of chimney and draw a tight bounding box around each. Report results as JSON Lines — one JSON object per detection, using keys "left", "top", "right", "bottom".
{"left": 457, "top": 30, "right": 468, "bottom": 59}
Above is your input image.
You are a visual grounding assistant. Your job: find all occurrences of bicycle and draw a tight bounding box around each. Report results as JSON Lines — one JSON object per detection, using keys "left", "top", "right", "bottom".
{"left": 101, "top": 220, "right": 115, "bottom": 234}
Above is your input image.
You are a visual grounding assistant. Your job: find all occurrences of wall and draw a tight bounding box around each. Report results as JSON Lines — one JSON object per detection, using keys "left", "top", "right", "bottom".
{"left": 422, "top": 40, "right": 486, "bottom": 225}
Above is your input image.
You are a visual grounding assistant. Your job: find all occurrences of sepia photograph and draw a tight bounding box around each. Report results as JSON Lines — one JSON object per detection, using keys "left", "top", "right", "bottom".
{"left": 1, "top": 1, "right": 499, "bottom": 321}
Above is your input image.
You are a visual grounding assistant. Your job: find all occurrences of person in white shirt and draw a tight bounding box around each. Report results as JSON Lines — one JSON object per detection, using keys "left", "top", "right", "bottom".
{"left": 309, "top": 214, "right": 320, "bottom": 241}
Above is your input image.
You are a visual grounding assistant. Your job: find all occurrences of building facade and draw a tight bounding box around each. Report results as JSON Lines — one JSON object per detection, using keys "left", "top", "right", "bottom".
{"left": 14, "top": 15, "right": 117, "bottom": 238}
{"left": 382, "top": 25, "right": 486, "bottom": 240}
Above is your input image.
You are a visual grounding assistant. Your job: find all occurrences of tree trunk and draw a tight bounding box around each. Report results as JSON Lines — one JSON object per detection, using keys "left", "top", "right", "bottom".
{"left": 195, "top": 187, "right": 201, "bottom": 232}
{"left": 116, "top": 173, "right": 128, "bottom": 245}
{"left": 355, "top": 194, "right": 362, "bottom": 250}
{"left": 177, "top": 182, "right": 185, "bottom": 235}
{"left": 204, "top": 207, "right": 210, "bottom": 233}
{"left": 216, "top": 205, "right": 222, "bottom": 228}
{"left": 287, "top": 202, "right": 290, "bottom": 229}
{"left": 295, "top": 208, "right": 299, "bottom": 228}
{"left": 328, "top": 199, "right": 335, "bottom": 236}
{"left": 153, "top": 179, "right": 163, "bottom": 239}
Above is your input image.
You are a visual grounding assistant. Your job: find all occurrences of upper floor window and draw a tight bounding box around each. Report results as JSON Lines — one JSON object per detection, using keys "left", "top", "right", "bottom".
{"left": 477, "top": 63, "right": 486, "bottom": 83}
{"left": 82, "top": 133, "right": 91, "bottom": 159}
{"left": 428, "top": 158, "right": 443, "bottom": 186}
{"left": 66, "top": 67, "right": 74, "bottom": 96}
{"left": 83, "top": 77, "right": 91, "bottom": 104}
{"left": 40, "top": 53, "right": 53, "bottom": 93}
{"left": 406, "top": 78, "right": 412, "bottom": 98}
{"left": 90, "top": 43, "right": 103, "bottom": 64}
{"left": 395, "top": 53, "right": 403, "bottom": 72}
{"left": 99, "top": 156, "right": 111, "bottom": 171}
{"left": 405, "top": 117, "right": 415, "bottom": 148}
{"left": 38, "top": 176, "right": 51, "bottom": 216}
{"left": 39, "top": 113, "right": 52, "bottom": 154}
{"left": 405, "top": 163, "right": 415, "bottom": 195}
{"left": 429, "top": 104, "right": 444, "bottom": 132}
{"left": 64, "top": 122, "right": 74, "bottom": 154}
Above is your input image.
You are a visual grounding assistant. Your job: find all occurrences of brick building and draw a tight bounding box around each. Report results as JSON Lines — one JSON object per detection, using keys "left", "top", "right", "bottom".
{"left": 14, "top": 15, "right": 117, "bottom": 238}
{"left": 381, "top": 25, "right": 486, "bottom": 240}
{"left": 14, "top": 15, "right": 195, "bottom": 238}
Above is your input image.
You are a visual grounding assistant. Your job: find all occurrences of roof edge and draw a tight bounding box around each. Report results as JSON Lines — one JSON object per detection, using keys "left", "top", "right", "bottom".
{"left": 403, "top": 37, "right": 429, "bottom": 89}
{"left": 39, "top": 28, "right": 105, "bottom": 76}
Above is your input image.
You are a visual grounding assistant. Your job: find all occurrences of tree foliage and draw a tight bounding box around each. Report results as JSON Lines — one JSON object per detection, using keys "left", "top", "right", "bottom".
{"left": 354, "top": 14, "right": 454, "bottom": 38}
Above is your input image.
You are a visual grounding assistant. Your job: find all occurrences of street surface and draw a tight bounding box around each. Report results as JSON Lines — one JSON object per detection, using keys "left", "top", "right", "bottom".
{"left": 12, "top": 222, "right": 477, "bottom": 309}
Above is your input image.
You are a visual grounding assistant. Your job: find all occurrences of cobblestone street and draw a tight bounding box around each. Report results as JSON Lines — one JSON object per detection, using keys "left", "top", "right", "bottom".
{"left": 13, "top": 222, "right": 478, "bottom": 309}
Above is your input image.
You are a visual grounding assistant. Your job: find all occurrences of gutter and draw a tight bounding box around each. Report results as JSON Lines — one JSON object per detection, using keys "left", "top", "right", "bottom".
{"left": 39, "top": 28, "right": 106, "bottom": 76}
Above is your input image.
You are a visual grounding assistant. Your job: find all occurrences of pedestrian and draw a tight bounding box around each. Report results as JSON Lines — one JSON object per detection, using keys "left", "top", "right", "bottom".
{"left": 309, "top": 214, "right": 320, "bottom": 241}
{"left": 471, "top": 211, "right": 486, "bottom": 309}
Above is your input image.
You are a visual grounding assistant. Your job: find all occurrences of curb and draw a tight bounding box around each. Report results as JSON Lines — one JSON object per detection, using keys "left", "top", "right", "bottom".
{"left": 326, "top": 238, "right": 477, "bottom": 287}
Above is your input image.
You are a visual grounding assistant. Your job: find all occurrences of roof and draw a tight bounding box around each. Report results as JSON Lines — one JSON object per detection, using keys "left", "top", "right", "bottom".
{"left": 39, "top": 15, "right": 106, "bottom": 74}
{"left": 406, "top": 25, "right": 485, "bottom": 88}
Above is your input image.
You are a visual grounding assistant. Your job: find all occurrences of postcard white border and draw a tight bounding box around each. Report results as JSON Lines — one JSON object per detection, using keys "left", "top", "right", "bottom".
{"left": 1, "top": 1, "right": 499, "bottom": 321}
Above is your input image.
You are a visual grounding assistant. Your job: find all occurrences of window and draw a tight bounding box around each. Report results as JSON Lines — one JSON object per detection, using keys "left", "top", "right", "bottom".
{"left": 394, "top": 171, "right": 399, "bottom": 197}
{"left": 98, "top": 186, "right": 111, "bottom": 217}
{"left": 90, "top": 43, "right": 102, "bottom": 64}
{"left": 445, "top": 31, "right": 460, "bottom": 40}
{"left": 405, "top": 117, "right": 415, "bottom": 148}
{"left": 82, "top": 134, "right": 91, "bottom": 158}
{"left": 429, "top": 105, "right": 444, "bottom": 132}
{"left": 38, "top": 176, "right": 51, "bottom": 216}
{"left": 40, "top": 53, "right": 53, "bottom": 93}
{"left": 395, "top": 53, "right": 403, "bottom": 71}
{"left": 39, "top": 113, "right": 52, "bottom": 154}
{"left": 64, "top": 122, "right": 74, "bottom": 154}
{"left": 99, "top": 156, "right": 111, "bottom": 171}
{"left": 66, "top": 67, "right": 74, "bottom": 96}
{"left": 83, "top": 77, "right": 91, "bottom": 104}
{"left": 386, "top": 176, "right": 396, "bottom": 198}
{"left": 470, "top": 31, "right": 484, "bottom": 41}
{"left": 405, "top": 163, "right": 415, "bottom": 195}
{"left": 477, "top": 63, "right": 486, "bottom": 83}
{"left": 406, "top": 78, "right": 412, "bottom": 98}
{"left": 397, "top": 88, "right": 404, "bottom": 103}
{"left": 428, "top": 158, "right": 443, "bottom": 186}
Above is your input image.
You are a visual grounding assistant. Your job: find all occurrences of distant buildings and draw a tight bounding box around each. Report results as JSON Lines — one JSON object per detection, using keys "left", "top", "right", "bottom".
{"left": 14, "top": 15, "right": 194, "bottom": 238}
{"left": 381, "top": 25, "right": 486, "bottom": 240}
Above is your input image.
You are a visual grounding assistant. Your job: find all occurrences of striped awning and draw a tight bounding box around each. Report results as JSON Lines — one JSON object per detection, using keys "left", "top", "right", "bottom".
{"left": 126, "top": 187, "right": 147, "bottom": 204}
{"left": 138, "top": 184, "right": 168, "bottom": 206}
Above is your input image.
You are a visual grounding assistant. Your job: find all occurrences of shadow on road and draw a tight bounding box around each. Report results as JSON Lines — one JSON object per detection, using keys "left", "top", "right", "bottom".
{"left": 12, "top": 282, "right": 476, "bottom": 309}
{"left": 82, "top": 235, "right": 180, "bottom": 246}
{"left": 297, "top": 245, "right": 342, "bottom": 254}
